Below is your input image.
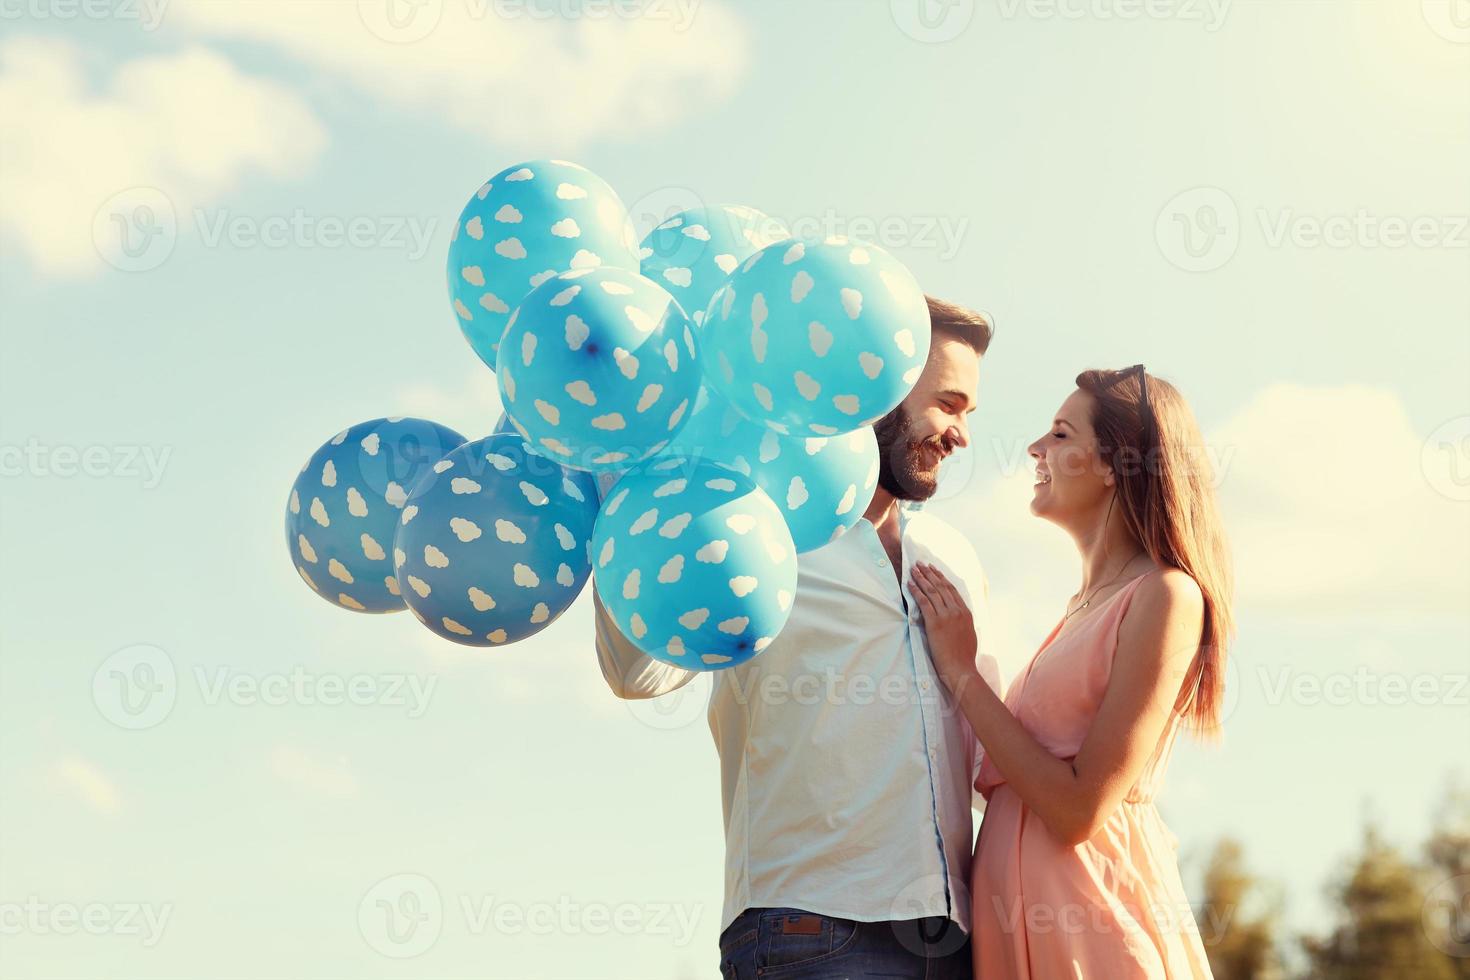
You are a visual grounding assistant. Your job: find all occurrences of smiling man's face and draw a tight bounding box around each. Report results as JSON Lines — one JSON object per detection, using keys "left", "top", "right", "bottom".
{"left": 872, "top": 336, "right": 981, "bottom": 501}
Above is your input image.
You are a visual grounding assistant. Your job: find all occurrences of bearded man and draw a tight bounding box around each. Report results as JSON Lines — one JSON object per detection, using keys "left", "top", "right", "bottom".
{"left": 592, "top": 297, "right": 999, "bottom": 979}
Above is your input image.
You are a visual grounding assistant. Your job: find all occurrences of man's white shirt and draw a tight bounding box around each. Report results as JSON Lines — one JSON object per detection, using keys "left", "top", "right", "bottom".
{"left": 592, "top": 501, "right": 1008, "bottom": 935}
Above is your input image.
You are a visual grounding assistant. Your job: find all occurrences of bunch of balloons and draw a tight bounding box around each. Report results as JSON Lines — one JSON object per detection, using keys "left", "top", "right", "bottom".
{"left": 285, "top": 159, "right": 932, "bottom": 669}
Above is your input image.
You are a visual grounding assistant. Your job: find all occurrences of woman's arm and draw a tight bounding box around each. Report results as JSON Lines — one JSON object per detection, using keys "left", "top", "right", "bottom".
{"left": 910, "top": 562, "right": 1203, "bottom": 846}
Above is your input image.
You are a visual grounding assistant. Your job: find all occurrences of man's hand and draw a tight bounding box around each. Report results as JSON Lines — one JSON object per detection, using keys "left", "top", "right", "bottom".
{"left": 908, "top": 561, "right": 981, "bottom": 693}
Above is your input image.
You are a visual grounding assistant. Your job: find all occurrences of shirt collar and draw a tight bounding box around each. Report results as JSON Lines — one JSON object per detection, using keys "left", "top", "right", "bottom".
{"left": 857, "top": 496, "right": 922, "bottom": 537}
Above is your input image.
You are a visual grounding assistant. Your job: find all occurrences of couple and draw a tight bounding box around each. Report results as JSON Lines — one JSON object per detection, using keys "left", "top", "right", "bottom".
{"left": 592, "top": 296, "right": 1233, "bottom": 979}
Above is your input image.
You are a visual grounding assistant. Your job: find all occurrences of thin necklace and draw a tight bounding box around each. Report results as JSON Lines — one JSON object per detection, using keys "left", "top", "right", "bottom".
{"left": 1063, "top": 551, "right": 1146, "bottom": 621}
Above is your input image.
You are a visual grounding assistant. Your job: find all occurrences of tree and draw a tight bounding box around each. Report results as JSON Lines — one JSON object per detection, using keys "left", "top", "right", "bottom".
{"left": 1198, "top": 837, "right": 1285, "bottom": 980}
{"left": 1300, "top": 824, "right": 1456, "bottom": 980}
{"left": 1422, "top": 781, "right": 1470, "bottom": 978}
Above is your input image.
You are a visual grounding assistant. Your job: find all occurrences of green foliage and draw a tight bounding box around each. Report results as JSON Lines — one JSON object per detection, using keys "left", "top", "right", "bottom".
{"left": 1199, "top": 837, "right": 1285, "bottom": 980}
{"left": 1198, "top": 780, "right": 1468, "bottom": 980}
{"left": 1300, "top": 825, "right": 1455, "bottom": 980}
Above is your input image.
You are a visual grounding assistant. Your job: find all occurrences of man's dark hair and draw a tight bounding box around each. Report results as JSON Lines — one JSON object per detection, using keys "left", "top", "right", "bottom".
{"left": 926, "top": 295, "right": 993, "bottom": 355}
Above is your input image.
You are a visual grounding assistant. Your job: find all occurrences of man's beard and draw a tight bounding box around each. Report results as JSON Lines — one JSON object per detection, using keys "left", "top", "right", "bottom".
{"left": 872, "top": 404, "right": 948, "bottom": 502}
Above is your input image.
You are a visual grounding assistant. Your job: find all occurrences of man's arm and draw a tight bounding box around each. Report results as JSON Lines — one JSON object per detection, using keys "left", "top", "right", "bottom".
{"left": 591, "top": 579, "right": 699, "bottom": 700}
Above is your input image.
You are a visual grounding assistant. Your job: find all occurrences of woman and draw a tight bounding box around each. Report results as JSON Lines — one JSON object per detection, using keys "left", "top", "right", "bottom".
{"left": 909, "top": 365, "right": 1233, "bottom": 979}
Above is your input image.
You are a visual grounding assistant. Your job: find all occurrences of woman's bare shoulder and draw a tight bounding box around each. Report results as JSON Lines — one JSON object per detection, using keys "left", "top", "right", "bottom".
{"left": 1120, "top": 566, "right": 1205, "bottom": 656}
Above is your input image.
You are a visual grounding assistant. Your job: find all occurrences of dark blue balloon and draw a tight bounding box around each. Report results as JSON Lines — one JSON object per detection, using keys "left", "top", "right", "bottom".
{"left": 393, "top": 433, "right": 599, "bottom": 646}
{"left": 286, "top": 417, "right": 467, "bottom": 613}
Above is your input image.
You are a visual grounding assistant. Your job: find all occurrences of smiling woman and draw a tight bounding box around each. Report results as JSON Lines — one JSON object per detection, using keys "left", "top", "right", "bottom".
{"left": 911, "top": 364, "right": 1234, "bottom": 978}
{"left": 1067, "top": 366, "right": 1233, "bottom": 732}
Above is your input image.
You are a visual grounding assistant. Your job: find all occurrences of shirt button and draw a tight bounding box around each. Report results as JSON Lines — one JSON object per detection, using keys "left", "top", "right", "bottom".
{"left": 920, "top": 679, "right": 930, "bottom": 692}
{"left": 877, "top": 558, "right": 887, "bottom": 567}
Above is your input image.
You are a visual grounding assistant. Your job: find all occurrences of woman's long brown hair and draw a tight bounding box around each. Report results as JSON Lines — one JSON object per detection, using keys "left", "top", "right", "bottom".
{"left": 1077, "top": 368, "right": 1235, "bottom": 735}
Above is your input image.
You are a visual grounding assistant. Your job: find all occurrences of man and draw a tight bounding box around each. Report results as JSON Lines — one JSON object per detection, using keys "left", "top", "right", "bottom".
{"left": 592, "top": 297, "right": 999, "bottom": 978}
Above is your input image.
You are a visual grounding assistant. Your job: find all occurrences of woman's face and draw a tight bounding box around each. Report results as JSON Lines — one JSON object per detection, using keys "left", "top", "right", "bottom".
{"left": 1026, "top": 389, "right": 1114, "bottom": 525}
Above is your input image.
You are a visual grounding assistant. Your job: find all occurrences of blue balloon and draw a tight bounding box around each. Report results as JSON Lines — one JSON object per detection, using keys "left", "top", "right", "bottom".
{"left": 639, "top": 205, "right": 788, "bottom": 329}
{"left": 286, "top": 417, "right": 467, "bottom": 613}
{"left": 661, "top": 387, "right": 879, "bottom": 552}
{"left": 392, "top": 433, "right": 599, "bottom": 646}
{"left": 448, "top": 160, "right": 641, "bottom": 370}
{"left": 699, "top": 237, "right": 931, "bottom": 437}
{"left": 591, "top": 456, "right": 797, "bottom": 670}
{"left": 497, "top": 266, "right": 703, "bottom": 474}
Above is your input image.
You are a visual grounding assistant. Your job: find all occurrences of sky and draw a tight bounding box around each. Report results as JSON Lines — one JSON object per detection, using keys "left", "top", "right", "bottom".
{"left": 0, "top": 0, "right": 1467, "bottom": 977}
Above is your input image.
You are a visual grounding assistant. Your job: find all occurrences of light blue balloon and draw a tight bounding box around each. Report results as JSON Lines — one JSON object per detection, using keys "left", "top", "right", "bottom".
{"left": 392, "top": 433, "right": 599, "bottom": 647}
{"left": 448, "top": 160, "right": 641, "bottom": 370}
{"left": 286, "top": 417, "right": 467, "bottom": 614}
{"left": 497, "top": 266, "right": 703, "bottom": 474}
{"left": 591, "top": 456, "right": 798, "bottom": 670}
{"left": 638, "top": 205, "right": 788, "bottom": 329}
{"left": 699, "top": 237, "right": 931, "bottom": 437}
{"left": 660, "top": 386, "right": 879, "bottom": 553}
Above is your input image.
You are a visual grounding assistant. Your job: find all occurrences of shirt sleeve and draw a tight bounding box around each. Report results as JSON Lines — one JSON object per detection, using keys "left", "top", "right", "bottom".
{"left": 591, "top": 578, "right": 699, "bottom": 700}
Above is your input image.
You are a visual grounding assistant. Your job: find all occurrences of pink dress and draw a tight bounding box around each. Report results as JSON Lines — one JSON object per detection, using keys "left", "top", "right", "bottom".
{"left": 971, "top": 571, "right": 1213, "bottom": 979}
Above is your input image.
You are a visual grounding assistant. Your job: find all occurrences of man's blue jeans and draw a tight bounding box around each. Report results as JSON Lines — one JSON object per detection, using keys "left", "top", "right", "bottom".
{"left": 718, "top": 906, "right": 972, "bottom": 979}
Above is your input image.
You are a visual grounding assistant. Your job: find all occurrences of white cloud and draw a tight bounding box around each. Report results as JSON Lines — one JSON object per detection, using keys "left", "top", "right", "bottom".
{"left": 53, "top": 756, "right": 121, "bottom": 815}
{"left": 169, "top": 0, "right": 748, "bottom": 149}
{"left": 0, "top": 36, "right": 325, "bottom": 275}
{"left": 1212, "top": 384, "right": 1468, "bottom": 616}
